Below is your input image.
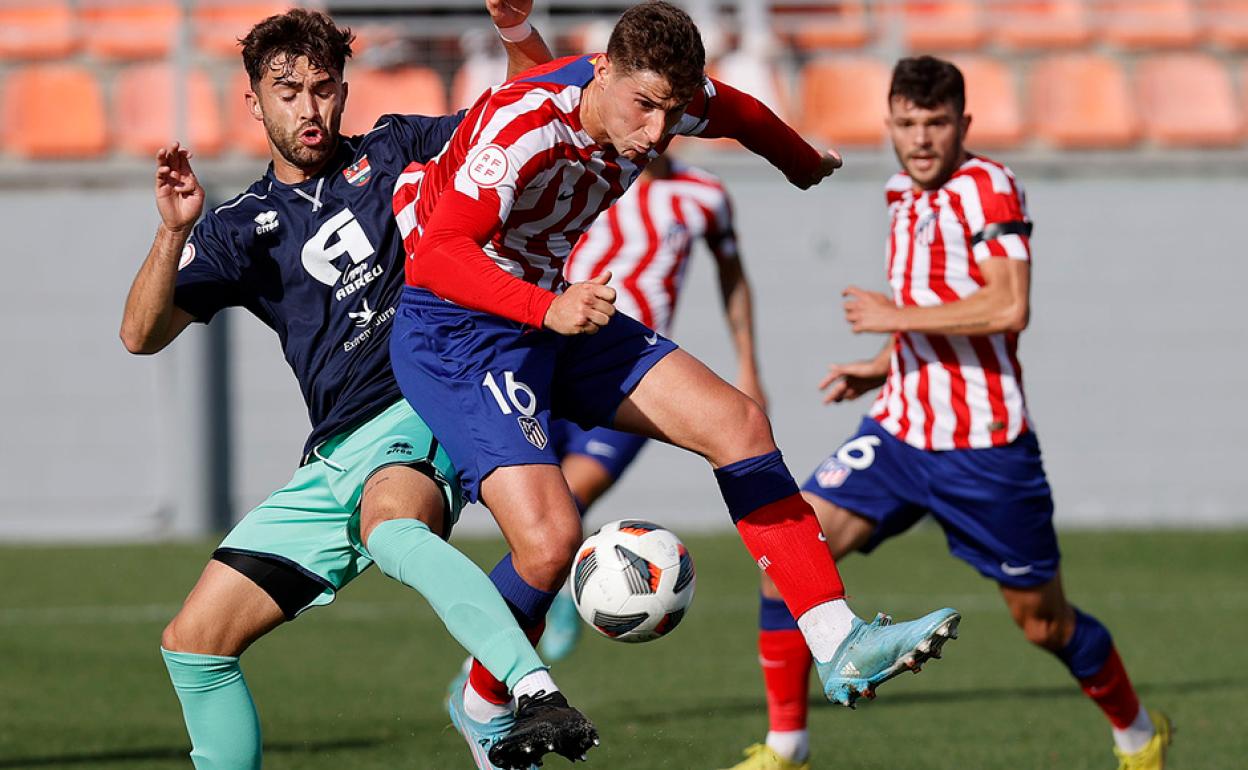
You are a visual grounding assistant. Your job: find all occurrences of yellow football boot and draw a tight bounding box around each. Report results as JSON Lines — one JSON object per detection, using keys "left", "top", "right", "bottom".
{"left": 1114, "top": 710, "right": 1173, "bottom": 770}
{"left": 721, "top": 743, "right": 811, "bottom": 770}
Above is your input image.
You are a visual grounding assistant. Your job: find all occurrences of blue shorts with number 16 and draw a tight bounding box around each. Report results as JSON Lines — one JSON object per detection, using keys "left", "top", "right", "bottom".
{"left": 390, "top": 286, "right": 677, "bottom": 503}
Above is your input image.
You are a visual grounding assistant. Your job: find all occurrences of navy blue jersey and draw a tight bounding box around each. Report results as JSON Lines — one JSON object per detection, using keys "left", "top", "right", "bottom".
{"left": 174, "top": 113, "right": 463, "bottom": 455}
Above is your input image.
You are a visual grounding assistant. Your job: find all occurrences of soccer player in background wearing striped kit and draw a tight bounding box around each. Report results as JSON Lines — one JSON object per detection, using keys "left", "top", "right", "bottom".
{"left": 727, "top": 55, "right": 1171, "bottom": 770}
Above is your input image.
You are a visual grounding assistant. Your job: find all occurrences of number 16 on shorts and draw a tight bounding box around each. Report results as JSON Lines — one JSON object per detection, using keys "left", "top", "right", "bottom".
{"left": 483, "top": 371, "right": 548, "bottom": 450}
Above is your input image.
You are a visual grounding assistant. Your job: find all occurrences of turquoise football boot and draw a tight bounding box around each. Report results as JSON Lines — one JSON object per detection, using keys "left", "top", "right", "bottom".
{"left": 816, "top": 607, "right": 961, "bottom": 708}
{"left": 539, "top": 590, "right": 582, "bottom": 663}
{"left": 446, "top": 670, "right": 520, "bottom": 770}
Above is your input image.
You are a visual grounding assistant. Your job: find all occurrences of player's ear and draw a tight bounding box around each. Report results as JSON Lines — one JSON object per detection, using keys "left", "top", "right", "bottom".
{"left": 340, "top": 80, "right": 349, "bottom": 109}
{"left": 245, "top": 90, "right": 263, "bottom": 122}
{"left": 960, "top": 112, "right": 972, "bottom": 140}
{"left": 593, "top": 54, "right": 611, "bottom": 88}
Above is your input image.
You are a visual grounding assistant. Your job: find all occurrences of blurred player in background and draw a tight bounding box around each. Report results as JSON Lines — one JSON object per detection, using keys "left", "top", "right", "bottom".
{"left": 538, "top": 151, "right": 768, "bottom": 661}
{"left": 391, "top": 5, "right": 960, "bottom": 765}
{"left": 727, "top": 56, "right": 1170, "bottom": 770}
{"left": 120, "top": 6, "right": 600, "bottom": 769}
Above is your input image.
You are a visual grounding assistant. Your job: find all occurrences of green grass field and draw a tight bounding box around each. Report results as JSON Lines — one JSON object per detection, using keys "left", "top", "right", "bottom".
{"left": 1, "top": 528, "right": 1244, "bottom": 769}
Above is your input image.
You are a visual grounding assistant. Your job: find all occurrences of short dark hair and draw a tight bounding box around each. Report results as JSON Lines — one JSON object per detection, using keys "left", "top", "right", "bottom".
{"left": 607, "top": 1, "right": 706, "bottom": 103}
{"left": 240, "top": 9, "right": 354, "bottom": 86}
{"left": 889, "top": 56, "right": 965, "bottom": 114}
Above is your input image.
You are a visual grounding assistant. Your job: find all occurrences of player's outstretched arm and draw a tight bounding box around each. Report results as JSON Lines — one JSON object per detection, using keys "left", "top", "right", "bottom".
{"left": 120, "top": 143, "right": 199, "bottom": 354}
{"left": 842, "top": 259, "right": 1030, "bottom": 336}
{"left": 487, "top": 0, "right": 554, "bottom": 78}
{"left": 686, "top": 78, "right": 841, "bottom": 189}
{"left": 818, "top": 341, "right": 892, "bottom": 404}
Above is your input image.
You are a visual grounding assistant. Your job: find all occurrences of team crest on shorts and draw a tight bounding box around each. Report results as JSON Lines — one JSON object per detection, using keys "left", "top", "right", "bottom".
{"left": 518, "top": 416, "right": 548, "bottom": 450}
{"left": 815, "top": 457, "right": 852, "bottom": 488}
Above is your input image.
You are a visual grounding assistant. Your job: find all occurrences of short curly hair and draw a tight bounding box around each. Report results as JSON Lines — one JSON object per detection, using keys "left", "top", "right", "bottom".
{"left": 240, "top": 8, "right": 354, "bottom": 87}
{"left": 607, "top": 2, "right": 706, "bottom": 103}
{"left": 889, "top": 56, "right": 966, "bottom": 115}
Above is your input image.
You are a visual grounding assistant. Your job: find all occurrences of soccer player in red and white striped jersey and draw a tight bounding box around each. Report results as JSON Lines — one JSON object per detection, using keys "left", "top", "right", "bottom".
{"left": 388, "top": 6, "right": 960, "bottom": 764}
{"left": 537, "top": 154, "right": 766, "bottom": 662}
{"left": 732, "top": 56, "right": 1169, "bottom": 770}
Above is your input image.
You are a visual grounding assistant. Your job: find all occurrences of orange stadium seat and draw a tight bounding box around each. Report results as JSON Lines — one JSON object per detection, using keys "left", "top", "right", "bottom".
{"left": 2, "top": 65, "right": 107, "bottom": 158}
{"left": 773, "top": 3, "right": 871, "bottom": 51}
{"left": 224, "top": 71, "right": 271, "bottom": 157}
{"left": 899, "top": 0, "right": 987, "bottom": 51}
{"left": 952, "top": 57, "right": 1025, "bottom": 148}
{"left": 81, "top": 0, "right": 179, "bottom": 60}
{"left": 1028, "top": 54, "right": 1140, "bottom": 148}
{"left": 799, "top": 57, "right": 890, "bottom": 147}
{"left": 1100, "top": 0, "right": 1199, "bottom": 48}
{"left": 113, "top": 64, "right": 225, "bottom": 157}
{"left": 1134, "top": 54, "right": 1243, "bottom": 146}
{"left": 0, "top": 1, "right": 77, "bottom": 60}
{"left": 992, "top": 0, "right": 1093, "bottom": 49}
{"left": 340, "top": 67, "right": 449, "bottom": 136}
{"left": 1204, "top": 1, "right": 1248, "bottom": 48}
{"left": 194, "top": 2, "right": 293, "bottom": 58}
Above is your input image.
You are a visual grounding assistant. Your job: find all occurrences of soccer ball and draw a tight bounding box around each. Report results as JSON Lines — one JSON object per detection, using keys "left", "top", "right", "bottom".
{"left": 570, "top": 519, "right": 695, "bottom": 643}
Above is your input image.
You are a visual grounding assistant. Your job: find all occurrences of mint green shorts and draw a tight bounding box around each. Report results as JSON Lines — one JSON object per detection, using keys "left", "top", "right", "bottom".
{"left": 216, "top": 398, "right": 463, "bottom": 615}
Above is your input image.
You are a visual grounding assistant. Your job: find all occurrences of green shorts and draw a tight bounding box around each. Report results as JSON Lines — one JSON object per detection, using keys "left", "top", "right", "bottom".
{"left": 216, "top": 398, "right": 463, "bottom": 615}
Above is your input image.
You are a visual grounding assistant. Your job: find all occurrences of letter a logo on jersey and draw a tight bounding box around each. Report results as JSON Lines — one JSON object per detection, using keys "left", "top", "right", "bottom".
{"left": 301, "top": 208, "right": 376, "bottom": 286}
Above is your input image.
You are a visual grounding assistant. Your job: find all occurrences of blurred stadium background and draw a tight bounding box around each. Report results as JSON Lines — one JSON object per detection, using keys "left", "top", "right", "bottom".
{"left": 1, "top": 0, "right": 1244, "bottom": 541}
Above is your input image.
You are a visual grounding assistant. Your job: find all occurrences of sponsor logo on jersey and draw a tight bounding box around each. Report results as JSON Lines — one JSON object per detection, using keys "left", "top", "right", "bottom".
{"left": 342, "top": 304, "right": 397, "bottom": 352}
{"left": 254, "top": 210, "right": 279, "bottom": 235}
{"left": 178, "top": 242, "right": 196, "bottom": 270}
{"left": 518, "top": 415, "right": 548, "bottom": 449}
{"left": 336, "top": 261, "right": 385, "bottom": 302}
{"left": 348, "top": 298, "right": 377, "bottom": 328}
{"left": 343, "top": 156, "right": 372, "bottom": 187}
{"left": 386, "top": 441, "right": 415, "bottom": 456}
{"left": 815, "top": 456, "right": 852, "bottom": 488}
{"left": 467, "top": 144, "right": 509, "bottom": 187}
{"left": 643, "top": 332, "right": 659, "bottom": 346}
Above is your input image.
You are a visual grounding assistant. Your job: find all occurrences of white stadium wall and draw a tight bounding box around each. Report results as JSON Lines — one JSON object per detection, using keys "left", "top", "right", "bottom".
{"left": 1, "top": 162, "right": 1244, "bottom": 541}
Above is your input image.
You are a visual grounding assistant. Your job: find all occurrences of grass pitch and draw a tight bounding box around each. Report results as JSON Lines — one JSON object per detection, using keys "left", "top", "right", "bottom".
{"left": 1, "top": 528, "right": 1244, "bottom": 769}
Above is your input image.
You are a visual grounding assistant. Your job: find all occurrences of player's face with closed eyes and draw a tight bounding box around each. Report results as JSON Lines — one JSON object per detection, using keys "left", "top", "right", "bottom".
{"left": 594, "top": 60, "right": 690, "bottom": 160}
{"left": 248, "top": 55, "right": 347, "bottom": 173}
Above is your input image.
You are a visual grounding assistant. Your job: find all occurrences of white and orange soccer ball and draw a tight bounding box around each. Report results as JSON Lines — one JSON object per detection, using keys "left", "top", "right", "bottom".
{"left": 570, "top": 519, "right": 695, "bottom": 643}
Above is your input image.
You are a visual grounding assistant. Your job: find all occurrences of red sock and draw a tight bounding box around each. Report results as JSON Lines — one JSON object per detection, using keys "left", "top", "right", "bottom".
{"left": 759, "top": 629, "right": 812, "bottom": 731}
{"left": 1078, "top": 647, "right": 1141, "bottom": 729}
{"left": 468, "top": 621, "right": 547, "bottom": 704}
{"left": 735, "top": 494, "right": 845, "bottom": 618}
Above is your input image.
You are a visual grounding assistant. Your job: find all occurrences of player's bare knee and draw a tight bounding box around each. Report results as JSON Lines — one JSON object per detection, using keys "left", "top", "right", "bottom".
{"left": 360, "top": 466, "right": 446, "bottom": 543}
{"left": 1019, "top": 612, "right": 1067, "bottom": 651}
{"left": 513, "top": 527, "right": 580, "bottom": 589}
{"left": 710, "top": 395, "right": 776, "bottom": 466}
{"left": 161, "top": 609, "right": 230, "bottom": 656}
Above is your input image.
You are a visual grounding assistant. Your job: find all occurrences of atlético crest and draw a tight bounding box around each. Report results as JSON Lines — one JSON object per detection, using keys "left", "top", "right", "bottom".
{"left": 343, "top": 156, "right": 372, "bottom": 187}
{"left": 518, "top": 416, "right": 548, "bottom": 450}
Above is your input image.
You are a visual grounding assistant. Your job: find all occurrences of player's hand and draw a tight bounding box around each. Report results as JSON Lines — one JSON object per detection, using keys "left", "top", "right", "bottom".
{"left": 544, "top": 271, "right": 616, "bottom": 335}
{"left": 818, "top": 358, "right": 889, "bottom": 404}
{"left": 789, "top": 148, "right": 843, "bottom": 190}
{"left": 155, "top": 143, "right": 204, "bottom": 234}
{"left": 486, "top": 0, "right": 532, "bottom": 29}
{"left": 842, "top": 285, "right": 899, "bottom": 333}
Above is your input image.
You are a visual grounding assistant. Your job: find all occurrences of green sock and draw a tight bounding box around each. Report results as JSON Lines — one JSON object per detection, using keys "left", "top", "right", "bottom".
{"left": 367, "top": 518, "right": 546, "bottom": 690}
{"left": 161, "top": 648, "right": 262, "bottom": 770}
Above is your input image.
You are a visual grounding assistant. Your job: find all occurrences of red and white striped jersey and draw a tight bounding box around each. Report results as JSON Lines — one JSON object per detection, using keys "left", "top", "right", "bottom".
{"left": 563, "top": 160, "right": 736, "bottom": 335}
{"left": 868, "top": 155, "right": 1033, "bottom": 451}
{"left": 393, "top": 54, "right": 821, "bottom": 328}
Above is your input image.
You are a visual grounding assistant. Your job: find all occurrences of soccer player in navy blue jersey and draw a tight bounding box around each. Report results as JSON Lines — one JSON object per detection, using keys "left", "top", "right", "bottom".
{"left": 120, "top": 5, "right": 598, "bottom": 769}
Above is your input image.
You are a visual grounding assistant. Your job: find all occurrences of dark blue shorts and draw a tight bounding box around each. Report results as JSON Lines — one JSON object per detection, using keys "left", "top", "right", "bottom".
{"left": 802, "top": 417, "right": 1060, "bottom": 588}
{"left": 551, "top": 421, "right": 649, "bottom": 481}
{"left": 390, "top": 287, "right": 677, "bottom": 502}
